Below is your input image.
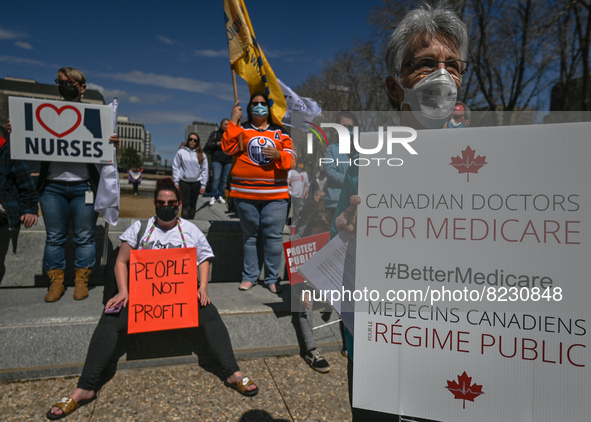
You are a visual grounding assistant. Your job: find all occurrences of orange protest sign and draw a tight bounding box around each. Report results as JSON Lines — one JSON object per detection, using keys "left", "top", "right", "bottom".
{"left": 128, "top": 247, "right": 199, "bottom": 334}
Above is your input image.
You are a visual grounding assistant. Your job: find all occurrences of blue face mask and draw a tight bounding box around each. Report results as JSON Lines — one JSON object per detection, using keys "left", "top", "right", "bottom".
{"left": 251, "top": 104, "right": 269, "bottom": 117}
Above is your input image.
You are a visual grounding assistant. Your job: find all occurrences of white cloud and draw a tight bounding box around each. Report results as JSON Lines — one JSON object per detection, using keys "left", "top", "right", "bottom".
{"left": 0, "top": 29, "right": 25, "bottom": 40}
{"left": 194, "top": 49, "right": 226, "bottom": 58}
{"left": 101, "top": 71, "right": 235, "bottom": 101}
{"left": 15, "top": 41, "right": 33, "bottom": 50}
{"left": 86, "top": 83, "right": 144, "bottom": 104}
{"left": 0, "top": 55, "right": 45, "bottom": 66}
{"left": 156, "top": 35, "right": 173, "bottom": 45}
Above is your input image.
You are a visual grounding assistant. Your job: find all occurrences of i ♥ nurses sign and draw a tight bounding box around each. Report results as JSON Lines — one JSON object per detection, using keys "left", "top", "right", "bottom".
{"left": 8, "top": 96, "right": 115, "bottom": 164}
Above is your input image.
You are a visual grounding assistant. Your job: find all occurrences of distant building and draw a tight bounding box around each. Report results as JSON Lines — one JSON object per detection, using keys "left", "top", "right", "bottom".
{"left": 185, "top": 121, "right": 218, "bottom": 147}
{"left": 0, "top": 76, "right": 105, "bottom": 135}
{"left": 117, "top": 115, "right": 146, "bottom": 157}
{"left": 145, "top": 131, "right": 157, "bottom": 164}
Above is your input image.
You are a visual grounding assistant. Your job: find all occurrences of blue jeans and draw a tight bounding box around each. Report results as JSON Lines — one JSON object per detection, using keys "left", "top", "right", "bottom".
{"left": 39, "top": 181, "right": 99, "bottom": 270}
{"left": 234, "top": 198, "right": 288, "bottom": 285}
{"left": 210, "top": 161, "right": 232, "bottom": 199}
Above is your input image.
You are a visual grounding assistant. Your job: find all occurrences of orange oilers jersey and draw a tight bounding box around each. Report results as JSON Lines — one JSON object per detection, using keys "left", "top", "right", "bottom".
{"left": 222, "top": 121, "right": 296, "bottom": 200}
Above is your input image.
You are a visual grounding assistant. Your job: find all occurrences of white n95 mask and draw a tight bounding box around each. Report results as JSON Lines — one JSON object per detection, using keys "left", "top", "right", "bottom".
{"left": 399, "top": 69, "right": 458, "bottom": 129}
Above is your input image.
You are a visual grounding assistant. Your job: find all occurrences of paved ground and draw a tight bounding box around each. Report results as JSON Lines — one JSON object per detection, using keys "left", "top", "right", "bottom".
{"left": 0, "top": 352, "right": 351, "bottom": 422}
{"left": 1, "top": 176, "right": 353, "bottom": 421}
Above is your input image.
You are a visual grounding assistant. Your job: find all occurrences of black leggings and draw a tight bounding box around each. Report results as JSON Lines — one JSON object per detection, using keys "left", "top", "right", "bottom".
{"left": 77, "top": 301, "right": 239, "bottom": 391}
{"left": 179, "top": 180, "right": 201, "bottom": 219}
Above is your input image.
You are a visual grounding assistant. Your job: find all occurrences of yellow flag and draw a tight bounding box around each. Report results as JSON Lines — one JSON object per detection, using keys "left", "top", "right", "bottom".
{"left": 223, "top": 0, "right": 287, "bottom": 125}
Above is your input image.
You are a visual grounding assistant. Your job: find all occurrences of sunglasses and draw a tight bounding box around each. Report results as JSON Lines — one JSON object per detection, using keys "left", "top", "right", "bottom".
{"left": 55, "top": 79, "right": 78, "bottom": 86}
{"left": 155, "top": 200, "right": 179, "bottom": 207}
{"left": 187, "top": 137, "right": 199, "bottom": 142}
{"left": 251, "top": 101, "right": 268, "bottom": 107}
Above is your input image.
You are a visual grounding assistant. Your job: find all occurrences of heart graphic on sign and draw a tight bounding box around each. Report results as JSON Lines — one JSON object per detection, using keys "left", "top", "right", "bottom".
{"left": 36, "top": 103, "right": 82, "bottom": 138}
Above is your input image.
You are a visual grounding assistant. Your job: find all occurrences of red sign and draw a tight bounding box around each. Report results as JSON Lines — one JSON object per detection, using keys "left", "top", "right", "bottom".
{"left": 283, "top": 232, "right": 330, "bottom": 285}
{"left": 128, "top": 248, "right": 198, "bottom": 334}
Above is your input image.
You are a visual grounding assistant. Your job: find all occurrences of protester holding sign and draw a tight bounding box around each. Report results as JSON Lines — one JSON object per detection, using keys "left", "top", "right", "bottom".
{"left": 333, "top": 3, "right": 469, "bottom": 235}
{"left": 223, "top": 93, "right": 296, "bottom": 293}
{"left": 328, "top": 5, "right": 469, "bottom": 420}
{"left": 46, "top": 178, "right": 258, "bottom": 420}
{"left": 172, "top": 133, "right": 208, "bottom": 220}
{"left": 35, "top": 67, "right": 119, "bottom": 303}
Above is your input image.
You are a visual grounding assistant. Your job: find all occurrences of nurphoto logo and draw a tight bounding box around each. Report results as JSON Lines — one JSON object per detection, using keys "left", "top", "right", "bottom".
{"left": 307, "top": 122, "right": 418, "bottom": 167}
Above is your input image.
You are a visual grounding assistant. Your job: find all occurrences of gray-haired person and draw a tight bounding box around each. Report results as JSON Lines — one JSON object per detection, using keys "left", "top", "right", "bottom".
{"left": 343, "top": 5, "right": 470, "bottom": 421}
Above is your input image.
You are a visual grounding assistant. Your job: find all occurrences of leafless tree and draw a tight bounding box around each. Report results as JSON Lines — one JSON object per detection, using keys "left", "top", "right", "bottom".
{"left": 297, "top": 0, "right": 589, "bottom": 116}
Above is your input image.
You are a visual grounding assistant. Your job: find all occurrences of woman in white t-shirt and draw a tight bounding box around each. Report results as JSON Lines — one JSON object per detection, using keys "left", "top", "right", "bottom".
{"left": 46, "top": 178, "right": 258, "bottom": 420}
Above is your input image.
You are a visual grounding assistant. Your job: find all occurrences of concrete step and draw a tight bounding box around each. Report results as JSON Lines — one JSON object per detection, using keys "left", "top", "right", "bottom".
{"left": 0, "top": 283, "right": 343, "bottom": 381}
{"left": 1, "top": 215, "right": 290, "bottom": 287}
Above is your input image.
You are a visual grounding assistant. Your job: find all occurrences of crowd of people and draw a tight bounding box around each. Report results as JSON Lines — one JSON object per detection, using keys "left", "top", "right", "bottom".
{"left": 0, "top": 3, "right": 473, "bottom": 420}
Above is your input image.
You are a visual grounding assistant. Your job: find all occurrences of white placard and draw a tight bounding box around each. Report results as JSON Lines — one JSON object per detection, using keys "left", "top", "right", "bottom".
{"left": 352, "top": 122, "right": 590, "bottom": 421}
{"left": 9, "top": 96, "right": 115, "bottom": 164}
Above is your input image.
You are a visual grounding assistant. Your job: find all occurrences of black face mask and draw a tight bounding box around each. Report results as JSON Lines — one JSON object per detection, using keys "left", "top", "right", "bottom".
{"left": 59, "top": 84, "right": 80, "bottom": 101}
{"left": 155, "top": 205, "right": 179, "bottom": 222}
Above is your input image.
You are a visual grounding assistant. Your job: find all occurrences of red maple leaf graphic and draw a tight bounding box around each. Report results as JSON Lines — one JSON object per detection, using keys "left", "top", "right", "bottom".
{"left": 450, "top": 146, "right": 487, "bottom": 181}
{"left": 445, "top": 371, "right": 484, "bottom": 409}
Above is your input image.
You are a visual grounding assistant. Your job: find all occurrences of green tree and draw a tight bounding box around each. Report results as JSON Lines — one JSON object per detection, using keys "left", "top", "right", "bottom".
{"left": 118, "top": 147, "right": 142, "bottom": 169}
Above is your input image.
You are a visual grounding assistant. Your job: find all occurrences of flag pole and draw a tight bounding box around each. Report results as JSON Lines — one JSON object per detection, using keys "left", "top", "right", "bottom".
{"left": 231, "top": 69, "right": 244, "bottom": 151}
{"left": 232, "top": 69, "right": 239, "bottom": 102}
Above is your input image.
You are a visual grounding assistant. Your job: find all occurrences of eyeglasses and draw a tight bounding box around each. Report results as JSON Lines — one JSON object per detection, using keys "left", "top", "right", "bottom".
{"left": 155, "top": 200, "right": 179, "bottom": 207}
{"left": 402, "top": 57, "right": 469, "bottom": 78}
{"left": 187, "top": 137, "right": 199, "bottom": 143}
{"left": 251, "top": 101, "right": 268, "bottom": 107}
{"left": 55, "top": 79, "right": 78, "bottom": 86}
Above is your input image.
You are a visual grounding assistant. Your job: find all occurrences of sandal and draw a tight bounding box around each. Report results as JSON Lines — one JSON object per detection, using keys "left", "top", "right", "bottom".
{"left": 224, "top": 376, "right": 259, "bottom": 397}
{"left": 46, "top": 394, "right": 96, "bottom": 420}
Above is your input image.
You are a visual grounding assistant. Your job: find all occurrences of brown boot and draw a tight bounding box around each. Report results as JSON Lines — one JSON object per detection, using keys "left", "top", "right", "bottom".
{"left": 45, "top": 269, "right": 65, "bottom": 302}
{"left": 73, "top": 267, "right": 92, "bottom": 300}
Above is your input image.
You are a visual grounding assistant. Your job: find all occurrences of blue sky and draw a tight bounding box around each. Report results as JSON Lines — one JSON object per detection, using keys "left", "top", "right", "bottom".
{"left": 1, "top": 1, "right": 385, "bottom": 163}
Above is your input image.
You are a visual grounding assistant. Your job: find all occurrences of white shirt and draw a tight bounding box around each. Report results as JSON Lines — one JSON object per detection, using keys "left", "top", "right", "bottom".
{"left": 288, "top": 169, "right": 309, "bottom": 198}
{"left": 172, "top": 147, "right": 209, "bottom": 186}
{"left": 120, "top": 217, "right": 214, "bottom": 265}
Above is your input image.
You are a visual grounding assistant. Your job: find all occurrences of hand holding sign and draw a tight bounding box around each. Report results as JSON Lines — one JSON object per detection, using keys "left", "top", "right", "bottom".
{"left": 335, "top": 195, "right": 361, "bottom": 234}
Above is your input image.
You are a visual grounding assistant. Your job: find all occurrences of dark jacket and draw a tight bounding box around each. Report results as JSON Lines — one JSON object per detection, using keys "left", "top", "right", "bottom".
{"left": 204, "top": 129, "right": 232, "bottom": 164}
{"left": 0, "top": 136, "right": 39, "bottom": 229}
